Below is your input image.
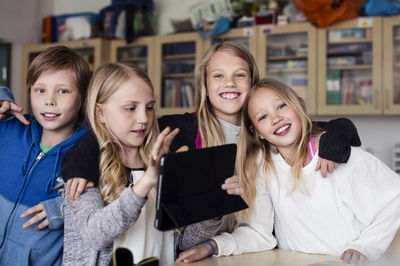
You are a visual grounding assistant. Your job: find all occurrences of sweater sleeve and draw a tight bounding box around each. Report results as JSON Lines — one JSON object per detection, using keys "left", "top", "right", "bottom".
{"left": 317, "top": 118, "right": 361, "bottom": 163}
{"left": 336, "top": 148, "right": 400, "bottom": 261}
{"left": 41, "top": 196, "right": 64, "bottom": 229}
{"left": 64, "top": 187, "right": 146, "bottom": 250}
{"left": 61, "top": 130, "right": 100, "bottom": 186}
{"left": 0, "top": 86, "right": 15, "bottom": 102}
{"left": 211, "top": 169, "right": 277, "bottom": 256}
{"left": 177, "top": 217, "right": 225, "bottom": 251}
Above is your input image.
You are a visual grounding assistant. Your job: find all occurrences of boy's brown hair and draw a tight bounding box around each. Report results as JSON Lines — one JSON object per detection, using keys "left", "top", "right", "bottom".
{"left": 26, "top": 45, "right": 91, "bottom": 125}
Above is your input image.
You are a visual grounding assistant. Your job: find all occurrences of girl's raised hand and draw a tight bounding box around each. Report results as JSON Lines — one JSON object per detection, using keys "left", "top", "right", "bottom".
{"left": 0, "top": 100, "right": 30, "bottom": 125}
{"left": 132, "top": 127, "right": 179, "bottom": 198}
{"left": 222, "top": 175, "right": 244, "bottom": 196}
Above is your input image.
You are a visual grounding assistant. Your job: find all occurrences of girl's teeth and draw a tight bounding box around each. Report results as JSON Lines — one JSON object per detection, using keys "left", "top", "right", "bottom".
{"left": 276, "top": 125, "right": 289, "bottom": 134}
{"left": 221, "top": 93, "right": 238, "bottom": 99}
{"left": 44, "top": 114, "right": 56, "bottom": 117}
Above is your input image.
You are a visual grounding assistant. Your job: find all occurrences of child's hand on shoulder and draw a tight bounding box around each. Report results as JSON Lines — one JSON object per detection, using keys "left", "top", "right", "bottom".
{"left": 66, "top": 178, "right": 94, "bottom": 203}
{"left": 341, "top": 249, "right": 368, "bottom": 265}
{"left": 0, "top": 100, "right": 30, "bottom": 125}
{"left": 316, "top": 157, "right": 339, "bottom": 177}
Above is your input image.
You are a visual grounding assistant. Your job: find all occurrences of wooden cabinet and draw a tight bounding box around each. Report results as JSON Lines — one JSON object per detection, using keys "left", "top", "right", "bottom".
{"left": 153, "top": 32, "right": 203, "bottom": 115}
{"left": 316, "top": 17, "right": 382, "bottom": 115}
{"left": 257, "top": 23, "right": 317, "bottom": 114}
{"left": 20, "top": 38, "right": 111, "bottom": 112}
{"left": 202, "top": 27, "right": 258, "bottom": 59}
{"left": 110, "top": 37, "right": 156, "bottom": 88}
{"left": 383, "top": 15, "right": 400, "bottom": 114}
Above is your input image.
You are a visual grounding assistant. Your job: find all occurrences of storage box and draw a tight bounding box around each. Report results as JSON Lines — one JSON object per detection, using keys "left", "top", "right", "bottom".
{"left": 42, "top": 12, "right": 99, "bottom": 43}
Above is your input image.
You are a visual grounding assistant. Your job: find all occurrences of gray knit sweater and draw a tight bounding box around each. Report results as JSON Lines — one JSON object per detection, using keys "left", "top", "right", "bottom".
{"left": 63, "top": 186, "right": 223, "bottom": 266}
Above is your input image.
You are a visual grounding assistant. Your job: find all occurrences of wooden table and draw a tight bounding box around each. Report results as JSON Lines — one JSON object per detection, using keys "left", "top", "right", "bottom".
{"left": 167, "top": 249, "right": 346, "bottom": 266}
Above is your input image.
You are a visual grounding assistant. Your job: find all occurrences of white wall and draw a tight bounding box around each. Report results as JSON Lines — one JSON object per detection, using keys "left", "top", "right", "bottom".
{"left": 312, "top": 116, "right": 400, "bottom": 169}
{"left": 0, "top": 0, "right": 399, "bottom": 167}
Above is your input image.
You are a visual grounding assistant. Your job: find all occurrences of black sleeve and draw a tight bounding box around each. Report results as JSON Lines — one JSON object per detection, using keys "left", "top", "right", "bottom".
{"left": 157, "top": 113, "right": 198, "bottom": 152}
{"left": 61, "top": 130, "right": 100, "bottom": 186}
{"left": 317, "top": 118, "right": 361, "bottom": 163}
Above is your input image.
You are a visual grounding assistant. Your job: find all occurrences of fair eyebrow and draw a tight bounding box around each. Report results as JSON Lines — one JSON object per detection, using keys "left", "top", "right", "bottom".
{"left": 209, "top": 67, "right": 249, "bottom": 73}
{"left": 122, "top": 100, "right": 156, "bottom": 105}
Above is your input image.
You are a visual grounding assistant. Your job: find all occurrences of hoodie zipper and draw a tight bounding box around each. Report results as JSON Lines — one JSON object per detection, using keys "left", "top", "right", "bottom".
{"left": 0, "top": 152, "right": 45, "bottom": 248}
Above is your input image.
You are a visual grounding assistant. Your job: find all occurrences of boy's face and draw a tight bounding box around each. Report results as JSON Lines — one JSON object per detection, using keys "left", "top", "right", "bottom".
{"left": 30, "top": 69, "right": 81, "bottom": 145}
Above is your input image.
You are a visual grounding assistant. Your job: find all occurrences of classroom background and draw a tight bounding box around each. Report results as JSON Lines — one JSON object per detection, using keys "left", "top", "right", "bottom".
{"left": 0, "top": 0, "right": 399, "bottom": 171}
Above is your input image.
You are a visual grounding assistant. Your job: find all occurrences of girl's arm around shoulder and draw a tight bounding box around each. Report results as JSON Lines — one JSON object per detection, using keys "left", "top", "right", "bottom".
{"left": 318, "top": 118, "right": 361, "bottom": 163}
{"left": 64, "top": 187, "right": 146, "bottom": 250}
{"left": 61, "top": 130, "right": 100, "bottom": 186}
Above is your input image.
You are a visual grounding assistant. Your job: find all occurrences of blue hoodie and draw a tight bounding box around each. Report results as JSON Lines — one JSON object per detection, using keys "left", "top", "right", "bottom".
{"left": 0, "top": 87, "right": 88, "bottom": 265}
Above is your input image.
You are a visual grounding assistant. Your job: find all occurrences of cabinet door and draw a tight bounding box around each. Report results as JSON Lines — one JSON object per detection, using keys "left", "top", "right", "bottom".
{"left": 258, "top": 23, "right": 317, "bottom": 114}
{"left": 383, "top": 15, "right": 400, "bottom": 114}
{"left": 154, "top": 33, "right": 203, "bottom": 115}
{"left": 20, "top": 39, "right": 111, "bottom": 112}
{"left": 202, "top": 27, "right": 258, "bottom": 59}
{"left": 0, "top": 43, "right": 11, "bottom": 87}
{"left": 110, "top": 37, "right": 156, "bottom": 86}
{"left": 317, "top": 17, "right": 382, "bottom": 115}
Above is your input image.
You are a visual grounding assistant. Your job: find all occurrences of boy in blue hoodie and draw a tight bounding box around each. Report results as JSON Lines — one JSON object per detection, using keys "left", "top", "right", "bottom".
{"left": 0, "top": 46, "right": 91, "bottom": 265}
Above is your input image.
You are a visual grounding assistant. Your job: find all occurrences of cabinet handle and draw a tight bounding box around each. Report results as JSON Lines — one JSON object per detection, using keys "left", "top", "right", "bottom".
{"left": 374, "top": 89, "right": 379, "bottom": 109}
{"left": 385, "top": 89, "right": 390, "bottom": 109}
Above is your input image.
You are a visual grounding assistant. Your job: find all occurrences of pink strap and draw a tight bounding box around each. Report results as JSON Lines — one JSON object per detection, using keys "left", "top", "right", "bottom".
{"left": 195, "top": 129, "right": 202, "bottom": 149}
{"left": 307, "top": 136, "right": 316, "bottom": 161}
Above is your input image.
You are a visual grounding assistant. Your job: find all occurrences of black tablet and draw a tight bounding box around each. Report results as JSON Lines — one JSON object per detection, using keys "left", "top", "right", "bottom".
{"left": 154, "top": 143, "right": 248, "bottom": 231}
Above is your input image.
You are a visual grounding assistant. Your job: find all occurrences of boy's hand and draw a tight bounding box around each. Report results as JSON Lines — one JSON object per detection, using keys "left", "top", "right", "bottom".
{"left": 21, "top": 203, "right": 48, "bottom": 230}
{"left": 222, "top": 175, "right": 244, "bottom": 195}
{"left": 341, "top": 249, "right": 368, "bottom": 265}
{"left": 176, "top": 240, "right": 216, "bottom": 263}
{"left": 66, "top": 178, "right": 94, "bottom": 203}
{"left": 0, "top": 100, "right": 30, "bottom": 125}
{"left": 316, "top": 157, "right": 339, "bottom": 177}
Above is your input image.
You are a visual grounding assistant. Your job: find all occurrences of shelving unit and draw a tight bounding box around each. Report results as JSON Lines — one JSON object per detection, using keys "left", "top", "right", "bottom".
{"left": 110, "top": 36, "right": 156, "bottom": 86}
{"left": 258, "top": 23, "right": 317, "bottom": 114}
{"left": 317, "top": 17, "right": 382, "bottom": 115}
{"left": 154, "top": 32, "right": 203, "bottom": 115}
{"left": 203, "top": 27, "right": 258, "bottom": 58}
{"left": 383, "top": 15, "right": 400, "bottom": 114}
{"left": 20, "top": 38, "right": 111, "bottom": 112}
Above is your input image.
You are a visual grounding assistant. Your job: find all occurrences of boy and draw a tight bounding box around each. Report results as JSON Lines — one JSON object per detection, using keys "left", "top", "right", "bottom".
{"left": 0, "top": 46, "right": 90, "bottom": 265}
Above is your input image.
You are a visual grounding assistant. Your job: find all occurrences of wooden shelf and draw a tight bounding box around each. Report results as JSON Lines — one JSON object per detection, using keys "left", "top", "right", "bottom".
{"left": 119, "top": 57, "right": 147, "bottom": 63}
{"left": 395, "top": 36, "right": 400, "bottom": 41}
{"left": 394, "top": 63, "right": 400, "bottom": 68}
{"left": 163, "top": 54, "right": 195, "bottom": 60}
{"left": 163, "top": 73, "right": 194, "bottom": 78}
{"left": 328, "top": 64, "right": 372, "bottom": 70}
{"left": 328, "top": 38, "right": 372, "bottom": 45}
{"left": 267, "top": 55, "right": 307, "bottom": 61}
{"left": 267, "top": 68, "right": 307, "bottom": 73}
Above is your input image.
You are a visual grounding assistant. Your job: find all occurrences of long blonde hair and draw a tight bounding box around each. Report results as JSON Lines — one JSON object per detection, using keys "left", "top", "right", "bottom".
{"left": 238, "top": 78, "right": 322, "bottom": 213}
{"left": 86, "top": 63, "right": 159, "bottom": 204}
{"left": 195, "top": 41, "right": 259, "bottom": 148}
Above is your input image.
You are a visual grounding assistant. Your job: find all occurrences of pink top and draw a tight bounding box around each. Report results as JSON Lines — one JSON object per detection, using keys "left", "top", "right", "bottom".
{"left": 307, "top": 136, "right": 317, "bottom": 161}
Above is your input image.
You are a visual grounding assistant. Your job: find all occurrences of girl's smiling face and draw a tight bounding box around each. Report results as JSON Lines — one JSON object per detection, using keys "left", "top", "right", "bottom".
{"left": 248, "top": 87, "right": 301, "bottom": 157}
{"left": 206, "top": 51, "right": 251, "bottom": 125}
{"left": 96, "top": 76, "right": 155, "bottom": 152}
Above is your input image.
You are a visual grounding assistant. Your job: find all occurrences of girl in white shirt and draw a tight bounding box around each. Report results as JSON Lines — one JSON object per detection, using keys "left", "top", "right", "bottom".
{"left": 232, "top": 78, "right": 400, "bottom": 265}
